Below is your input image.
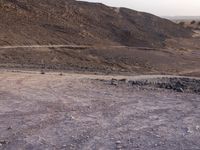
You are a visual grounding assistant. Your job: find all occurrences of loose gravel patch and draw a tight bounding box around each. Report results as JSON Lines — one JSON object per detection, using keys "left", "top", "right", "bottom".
{"left": 0, "top": 72, "right": 200, "bottom": 150}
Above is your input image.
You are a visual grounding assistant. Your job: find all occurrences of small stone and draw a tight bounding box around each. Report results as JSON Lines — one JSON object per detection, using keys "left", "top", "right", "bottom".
{"left": 62, "top": 144, "right": 67, "bottom": 147}
{"left": 119, "top": 79, "right": 126, "bottom": 82}
{"left": 116, "top": 140, "right": 121, "bottom": 144}
{"left": 7, "top": 126, "right": 12, "bottom": 130}
{"left": 40, "top": 70, "right": 45, "bottom": 74}
{"left": 176, "top": 88, "right": 184, "bottom": 93}
{"left": 186, "top": 127, "right": 193, "bottom": 133}
{"left": 196, "top": 125, "right": 200, "bottom": 130}
{"left": 111, "top": 79, "right": 118, "bottom": 86}
{"left": 166, "top": 85, "right": 173, "bottom": 89}
{"left": 155, "top": 135, "right": 161, "bottom": 138}
{"left": 70, "top": 115, "right": 75, "bottom": 120}
{"left": 0, "top": 140, "right": 7, "bottom": 145}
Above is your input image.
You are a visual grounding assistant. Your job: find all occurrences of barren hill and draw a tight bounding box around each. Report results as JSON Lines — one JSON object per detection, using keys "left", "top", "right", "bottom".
{"left": 0, "top": 0, "right": 192, "bottom": 47}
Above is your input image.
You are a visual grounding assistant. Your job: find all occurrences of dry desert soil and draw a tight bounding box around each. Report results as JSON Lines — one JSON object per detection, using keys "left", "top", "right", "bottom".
{"left": 0, "top": 1, "right": 200, "bottom": 150}
{"left": 0, "top": 71, "right": 200, "bottom": 150}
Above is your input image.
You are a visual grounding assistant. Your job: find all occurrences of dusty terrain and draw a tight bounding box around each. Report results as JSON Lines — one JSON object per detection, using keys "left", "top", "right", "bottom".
{"left": 0, "top": 71, "right": 200, "bottom": 149}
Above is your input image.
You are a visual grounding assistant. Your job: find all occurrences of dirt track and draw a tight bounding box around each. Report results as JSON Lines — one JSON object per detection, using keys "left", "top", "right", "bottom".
{"left": 0, "top": 45, "right": 91, "bottom": 49}
{"left": 0, "top": 45, "right": 152, "bottom": 49}
{"left": 0, "top": 71, "right": 200, "bottom": 150}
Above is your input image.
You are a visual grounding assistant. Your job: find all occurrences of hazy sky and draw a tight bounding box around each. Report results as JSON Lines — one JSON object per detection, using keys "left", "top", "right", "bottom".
{"left": 84, "top": 0, "right": 200, "bottom": 16}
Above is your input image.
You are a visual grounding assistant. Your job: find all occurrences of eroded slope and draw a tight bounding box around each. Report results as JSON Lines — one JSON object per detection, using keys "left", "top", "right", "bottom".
{"left": 0, "top": 0, "right": 192, "bottom": 47}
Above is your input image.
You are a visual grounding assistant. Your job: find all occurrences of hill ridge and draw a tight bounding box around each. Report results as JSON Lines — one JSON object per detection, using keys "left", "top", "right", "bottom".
{"left": 0, "top": 0, "right": 192, "bottom": 47}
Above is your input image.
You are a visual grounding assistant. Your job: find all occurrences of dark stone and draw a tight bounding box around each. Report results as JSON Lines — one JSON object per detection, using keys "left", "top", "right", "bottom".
{"left": 119, "top": 79, "right": 126, "bottom": 82}
{"left": 111, "top": 79, "right": 118, "bottom": 86}
{"left": 176, "top": 88, "right": 184, "bottom": 93}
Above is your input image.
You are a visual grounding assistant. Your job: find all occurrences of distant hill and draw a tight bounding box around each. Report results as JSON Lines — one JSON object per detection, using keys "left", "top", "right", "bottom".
{"left": 166, "top": 16, "right": 200, "bottom": 30}
{"left": 0, "top": 0, "right": 192, "bottom": 47}
{"left": 165, "top": 16, "right": 200, "bottom": 21}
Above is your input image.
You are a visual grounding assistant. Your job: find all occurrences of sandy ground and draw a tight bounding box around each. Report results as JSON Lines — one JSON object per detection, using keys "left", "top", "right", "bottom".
{"left": 0, "top": 71, "right": 200, "bottom": 150}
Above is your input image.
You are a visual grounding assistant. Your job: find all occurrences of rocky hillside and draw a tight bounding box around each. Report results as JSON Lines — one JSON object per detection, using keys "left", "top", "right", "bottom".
{"left": 0, "top": 0, "right": 192, "bottom": 47}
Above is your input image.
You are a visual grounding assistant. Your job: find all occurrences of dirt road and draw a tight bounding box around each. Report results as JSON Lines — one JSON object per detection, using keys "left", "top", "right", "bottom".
{"left": 0, "top": 44, "right": 156, "bottom": 50}
{"left": 0, "top": 45, "right": 91, "bottom": 49}
{"left": 0, "top": 71, "right": 200, "bottom": 150}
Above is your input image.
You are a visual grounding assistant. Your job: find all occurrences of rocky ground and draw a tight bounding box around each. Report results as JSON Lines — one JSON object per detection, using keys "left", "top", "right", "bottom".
{"left": 0, "top": 0, "right": 191, "bottom": 47}
{"left": 0, "top": 44, "right": 200, "bottom": 77}
{"left": 0, "top": 71, "right": 200, "bottom": 150}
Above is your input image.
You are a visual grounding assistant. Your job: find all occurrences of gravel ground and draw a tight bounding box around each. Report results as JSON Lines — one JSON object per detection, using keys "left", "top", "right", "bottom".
{"left": 0, "top": 71, "right": 200, "bottom": 150}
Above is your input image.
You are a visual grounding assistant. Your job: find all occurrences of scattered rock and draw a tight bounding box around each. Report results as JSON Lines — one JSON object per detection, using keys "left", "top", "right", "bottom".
{"left": 40, "top": 70, "right": 45, "bottom": 74}
{"left": 176, "top": 87, "right": 184, "bottom": 93}
{"left": 0, "top": 140, "right": 7, "bottom": 145}
{"left": 119, "top": 79, "right": 126, "bottom": 82}
{"left": 196, "top": 125, "right": 200, "bottom": 130}
{"left": 111, "top": 79, "right": 118, "bottom": 86}
{"left": 62, "top": 144, "right": 67, "bottom": 147}
{"left": 155, "top": 135, "right": 161, "bottom": 138}
{"left": 174, "top": 81, "right": 184, "bottom": 92}
{"left": 116, "top": 140, "right": 121, "bottom": 144}
{"left": 186, "top": 127, "right": 193, "bottom": 134}
{"left": 154, "top": 143, "right": 158, "bottom": 147}
{"left": 7, "top": 126, "right": 12, "bottom": 130}
{"left": 165, "top": 84, "right": 173, "bottom": 89}
{"left": 70, "top": 115, "right": 75, "bottom": 120}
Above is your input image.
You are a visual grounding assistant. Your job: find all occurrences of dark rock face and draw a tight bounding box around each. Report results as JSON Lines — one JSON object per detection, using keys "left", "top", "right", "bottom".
{"left": 0, "top": 0, "right": 192, "bottom": 47}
